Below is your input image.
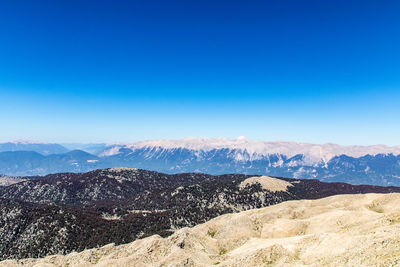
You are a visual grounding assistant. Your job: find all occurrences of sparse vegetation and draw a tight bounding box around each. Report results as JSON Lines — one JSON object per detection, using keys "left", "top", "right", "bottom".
{"left": 2, "top": 193, "right": 400, "bottom": 266}
{"left": 219, "top": 248, "right": 227, "bottom": 255}
{"left": 207, "top": 229, "right": 217, "bottom": 238}
{"left": 0, "top": 168, "right": 400, "bottom": 260}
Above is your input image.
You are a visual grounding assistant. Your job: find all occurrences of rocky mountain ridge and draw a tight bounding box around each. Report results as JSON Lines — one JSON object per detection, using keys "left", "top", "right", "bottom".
{"left": 99, "top": 137, "right": 400, "bottom": 162}
{"left": 0, "top": 175, "right": 25, "bottom": 187}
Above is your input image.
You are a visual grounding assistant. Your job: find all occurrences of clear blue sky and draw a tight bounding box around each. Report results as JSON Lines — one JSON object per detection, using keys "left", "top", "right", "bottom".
{"left": 0, "top": 0, "right": 399, "bottom": 145}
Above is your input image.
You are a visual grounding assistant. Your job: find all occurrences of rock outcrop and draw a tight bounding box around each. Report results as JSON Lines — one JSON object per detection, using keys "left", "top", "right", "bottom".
{"left": 2, "top": 193, "right": 400, "bottom": 266}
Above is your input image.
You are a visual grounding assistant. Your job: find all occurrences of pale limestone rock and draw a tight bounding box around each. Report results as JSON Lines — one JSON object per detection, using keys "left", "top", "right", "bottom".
{"left": 2, "top": 193, "right": 400, "bottom": 266}
{"left": 239, "top": 176, "right": 293, "bottom": 192}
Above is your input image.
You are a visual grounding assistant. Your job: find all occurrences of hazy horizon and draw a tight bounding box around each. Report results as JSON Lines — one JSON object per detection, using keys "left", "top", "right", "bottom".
{"left": 0, "top": 136, "right": 399, "bottom": 148}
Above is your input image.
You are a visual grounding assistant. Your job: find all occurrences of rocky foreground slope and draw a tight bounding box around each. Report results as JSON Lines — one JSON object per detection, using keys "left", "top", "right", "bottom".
{"left": 2, "top": 193, "right": 400, "bottom": 267}
{"left": 1, "top": 168, "right": 400, "bottom": 261}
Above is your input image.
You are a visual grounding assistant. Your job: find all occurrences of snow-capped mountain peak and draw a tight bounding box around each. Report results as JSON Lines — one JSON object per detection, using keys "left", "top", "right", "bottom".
{"left": 99, "top": 137, "right": 400, "bottom": 163}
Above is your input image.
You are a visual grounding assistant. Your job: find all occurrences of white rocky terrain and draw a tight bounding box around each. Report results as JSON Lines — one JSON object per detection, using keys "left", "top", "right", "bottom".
{"left": 2, "top": 193, "right": 400, "bottom": 267}
{"left": 0, "top": 175, "right": 25, "bottom": 187}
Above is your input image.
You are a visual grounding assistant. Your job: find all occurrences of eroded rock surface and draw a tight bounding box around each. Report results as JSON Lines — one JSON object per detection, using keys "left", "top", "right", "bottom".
{"left": 2, "top": 193, "right": 400, "bottom": 266}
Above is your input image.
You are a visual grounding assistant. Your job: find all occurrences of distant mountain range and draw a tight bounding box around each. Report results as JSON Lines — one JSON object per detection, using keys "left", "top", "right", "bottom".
{"left": 0, "top": 150, "right": 99, "bottom": 176}
{"left": 0, "top": 141, "right": 69, "bottom": 155}
{"left": 1, "top": 138, "right": 400, "bottom": 186}
{"left": 1, "top": 168, "right": 400, "bottom": 260}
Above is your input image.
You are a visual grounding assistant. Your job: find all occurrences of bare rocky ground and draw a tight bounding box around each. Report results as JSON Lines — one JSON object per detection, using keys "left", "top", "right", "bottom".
{"left": 2, "top": 193, "right": 400, "bottom": 267}
{"left": 2, "top": 168, "right": 399, "bottom": 261}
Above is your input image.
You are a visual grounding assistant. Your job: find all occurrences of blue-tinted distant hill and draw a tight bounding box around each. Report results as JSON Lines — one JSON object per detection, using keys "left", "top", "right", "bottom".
{"left": 61, "top": 143, "right": 108, "bottom": 155}
{"left": 0, "top": 141, "right": 69, "bottom": 155}
{"left": 0, "top": 150, "right": 99, "bottom": 176}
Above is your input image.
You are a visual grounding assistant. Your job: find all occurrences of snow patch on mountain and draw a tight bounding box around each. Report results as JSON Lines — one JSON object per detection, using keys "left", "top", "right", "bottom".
{"left": 99, "top": 137, "right": 400, "bottom": 163}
